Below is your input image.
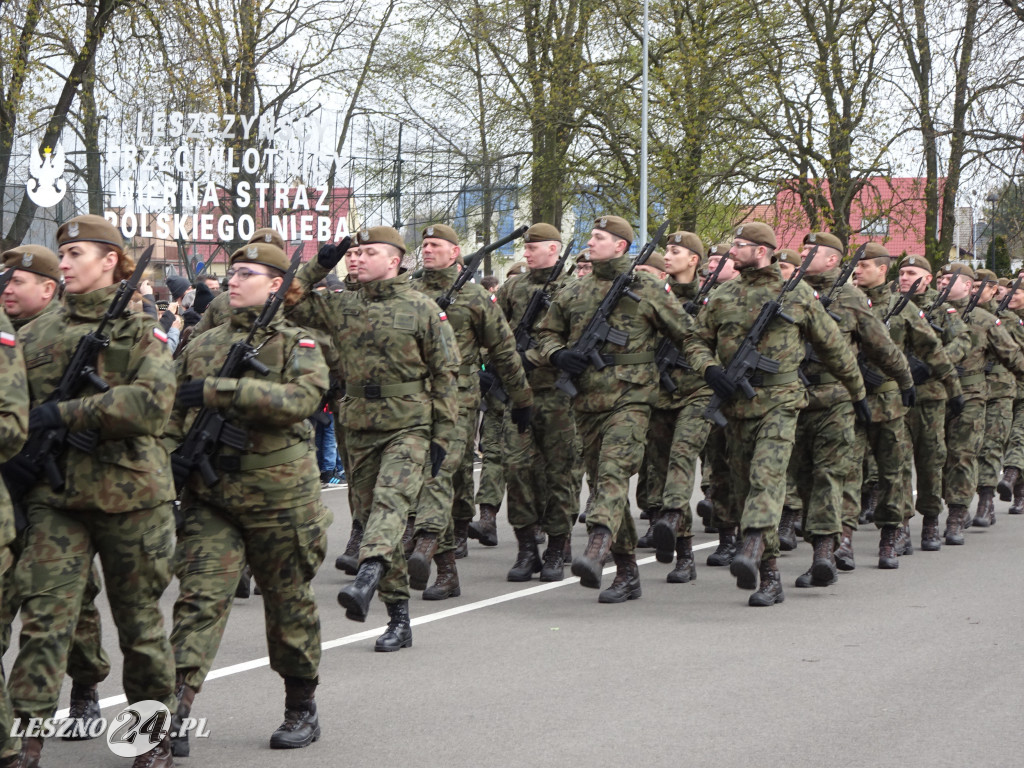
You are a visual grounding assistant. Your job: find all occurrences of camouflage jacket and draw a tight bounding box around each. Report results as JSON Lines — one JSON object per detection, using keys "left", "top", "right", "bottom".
{"left": 803, "top": 271, "right": 912, "bottom": 412}
{"left": 984, "top": 300, "right": 1019, "bottom": 399}
{"left": 948, "top": 297, "right": 1024, "bottom": 398}
{"left": 18, "top": 285, "right": 176, "bottom": 513}
{"left": 0, "top": 312, "right": 29, "bottom": 546}
{"left": 909, "top": 288, "right": 971, "bottom": 400}
{"left": 686, "top": 262, "right": 865, "bottom": 420}
{"left": 1012, "top": 308, "right": 1024, "bottom": 399}
{"left": 656, "top": 277, "right": 707, "bottom": 408}
{"left": 8, "top": 298, "right": 58, "bottom": 332}
{"left": 411, "top": 265, "right": 532, "bottom": 408}
{"left": 535, "top": 255, "right": 694, "bottom": 413}
{"left": 495, "top": 265, "right": 572, "bottom": 392}
{"left": 168, "top": 307, "right": 329, "bottom": 510}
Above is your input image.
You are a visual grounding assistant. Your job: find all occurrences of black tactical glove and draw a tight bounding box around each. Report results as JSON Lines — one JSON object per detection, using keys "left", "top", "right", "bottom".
{"left": 478, "top": 369, "right": 497, "bottom": 397}
{"left": 176, "top": 379, "right": 206, "bottom": 410}
{"left": 551, "top": 349, "right": 587, "bottom": 375}
{"left": 518, "top": 349, "right": 535, "bottom": 373}
{"left": 704, "top": 365, "right": 737, "bottom": 400}
{"left": 316, "top": 235, "right": 352, "bottom": 270}
{"left": 510, "top": 404, "right": 533, "bottom": 434}
{"left": 28, "top": 402, "right": 63, "bottom": 432}
{"left": 429, "top": 442, "right": 446, "bottom": 478}
{"left": 171, "top": 454, "right": 192, "bottom": 494}
{"left": 948, "top": 394, "right": 966, "bottom": 418}
{"left": 1, "top": 453, "right": 40, "bottom": 490}
{"left": 853, "top": 398, "right": 872, "bottom": 423}
{"left": 901, "top": 385, "right": 917, "bottom": 408}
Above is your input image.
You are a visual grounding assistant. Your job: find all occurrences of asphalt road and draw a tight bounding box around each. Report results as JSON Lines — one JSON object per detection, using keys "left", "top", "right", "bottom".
{"left": 12, "top": 478, "right": 1024, "bottom": 768}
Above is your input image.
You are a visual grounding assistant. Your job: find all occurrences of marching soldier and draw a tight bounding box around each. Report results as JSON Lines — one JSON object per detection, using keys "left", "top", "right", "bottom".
{"left": 998, "top": 281, "right": 1024, "bottom": 512}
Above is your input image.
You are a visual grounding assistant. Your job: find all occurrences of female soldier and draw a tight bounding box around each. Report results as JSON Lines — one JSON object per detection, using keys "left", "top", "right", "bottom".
{"left": 167, "top": 241, "right": 329, "bottom": 756}
{"left": 4, "top": 215, "right": 178, "bottom": 768}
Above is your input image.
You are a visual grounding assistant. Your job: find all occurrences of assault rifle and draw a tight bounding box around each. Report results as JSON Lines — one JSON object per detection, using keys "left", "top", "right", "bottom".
{"left": 683, "top": 252, "right": 728, "bottom": 316}
{"left": 702, "top": 246, "right": 817, "bottom": 427}
{"left": 171, "top": 247, "right": 302, "bottom": 492}
{"left": 436, "top": 225, "right": 529, "bottom": 311}
{"left": 820, "top": 244, "right": 866, "bottom": 320}
{"left": 858, "top": 277, "right": 925, "bottom": 391}
{"left": 513, "top": 239, "right": 576, "bottom": 353}
{"left": 923, "top": 272, "right": 959, "bottom": 333}
{"left": 554, "top": 221, "right": 670, "bottom": 397}
{"left": 961, "top": 277, "right": 990, "bottom": 322}
{"left": 6, "top": 246, "right": 153, "bottom": 495}
{"left": 0, "top": 268, "right": 12, "bottom": 294}
{"left": 996, "top": 275, "right": 1022, "bottom": 314}
{"left": 882, "top": 278, "right": 923, "bottom": 325}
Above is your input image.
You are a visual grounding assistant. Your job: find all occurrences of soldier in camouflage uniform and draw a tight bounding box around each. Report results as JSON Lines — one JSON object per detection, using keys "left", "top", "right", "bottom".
{"left": 0, "top": 306, "right": 28, "bottom": 768}
{"left": 536, "top": 215, "right": 694, "bottom": 602}
{"left": 168, "top": 241, "right": 330, "bottom": 755}
{"left": 0, "top": 246, "right": 110, "bottom": 741}
{"left": 471, "top": 356, "right": 508, "bottom": 548}
{"left": 998, "top": 281, "right": 1024, "bottom": 513}
{"left": 3, "top": 215, "right": 178, "bottom": 768}
{"left": 685, "top": 222, "right": 866, "bottom": 607}
{"left": 492, "top": 224, "right": 580, "bottom": 581}
{"left": 325, "top": 227, "right": 459, "bottom": 649}
{"left": 407, "top": 224, "right": 532, "bottom": 600}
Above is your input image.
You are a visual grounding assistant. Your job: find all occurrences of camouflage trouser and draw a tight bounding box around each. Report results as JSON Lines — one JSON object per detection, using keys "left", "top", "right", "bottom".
{"left": 10, "top": 504, "right": 177, "bottom": 718}
{"left": 504, "top": 388, "right": 580, "bottom": 536}
{"left": 863, "top": 415, "right": 911, "bottom": 528}
{"left": 978, "top": 395, "right": 1013, "bottom": 488}
{"left": 0, "top": 546, "right": 15, "bottom": 761}
{"left": 788, "top": 401, "right": 856, "bottom": 543}
{"left": 453, "top": 388, "right": 483, "bottom": 524}
{"left": 841, "top": 422, "right": 867, "bottom": 529}
{"left": 943, "top": 389, "right": 986, "bottom": 508}
{"left": 346, "top": 425, "right": 429, "bottom": 603}
{"left": 725, "top": 405, "right": 799, "bottom": 560}
{"left": 639, "top": 393, "right": 712, "bottom": 537}
{"left": 1003, "top": 395, "right": 1024, "bottom": 470}
{"left": 575, "top": 404, "right": 651, "bottom": 554}
{"left": 703, "top": 425, "right": 738, "bottom": 529}
{"left": 904, "top": 399, "right": 948, "bottom": 518}
{"left": 171, "top": 498, "right": 329, "bottom": 692}
{"left": 474, "top": 394, "right": 506, "bottom": 509}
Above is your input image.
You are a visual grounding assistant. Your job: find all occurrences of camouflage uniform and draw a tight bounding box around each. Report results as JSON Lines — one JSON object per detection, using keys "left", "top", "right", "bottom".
{"left": 474, "top": 387, "right": 507, "bottom": 511}
{"left": 169, "top": 306, "right": 330, "bottom": 692}
{"left": 979, "top": 300, "right": 1020, "bottom": 491}
{"left": 1002, "top": 308, "right": 1024, "bottom": 489}
{"left": 8, "top": 285, "right": 178, "bottom": 721}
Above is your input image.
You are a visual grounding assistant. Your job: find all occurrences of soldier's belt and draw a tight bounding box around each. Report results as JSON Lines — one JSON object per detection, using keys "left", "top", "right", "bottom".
{"left": 988, "top": 364, "right": 1007, "bottom": 376}
{"left": 458, "top": 363, "right": 477, "bottom": 376}
{"left": 214, "top": 442, "right": 308, "bottom": 472}
{"left": 598, "top": 351, "right": 657, "bottom": 365}
{"left": 959, "top": 372, "right": 985, "bottom": 387}
{"left": 748, "top": 370, "right": 800, "bottom": 387}
{"left": 873, "top": 380, "right": 899, "bottom": 394}
{"left": 802, "top": 372, "right": 838, "bottom": 386}
{"left": 347, "top": 380, "right": 427, "bottom": 399}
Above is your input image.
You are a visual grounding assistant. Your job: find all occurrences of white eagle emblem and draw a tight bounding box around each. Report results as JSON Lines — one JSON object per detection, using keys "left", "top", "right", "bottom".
{"left": 247, "top": 246, "right": 258, "bottom": 259}
{"left": 426, "top": 226, "right": 434, "bottom": 237}
{"left": 21, "top": 252, "right": 33, "bottom": 267}
{"left": 26, "top": 143, "right": 67, "bottom": 208}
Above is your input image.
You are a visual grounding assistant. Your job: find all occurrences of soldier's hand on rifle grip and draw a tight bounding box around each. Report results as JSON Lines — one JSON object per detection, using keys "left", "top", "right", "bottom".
{"left": 551, "top": 349, "right": 587, "bottom": 375}
{"left": 853, "top": 398, "right": 872, "bottom": 423}
{"left": 28, "top": 403, "right": 63, "bottom": 432}
{"left": 429, "top": 442, "right": 446, "bottom": 478}
{"left": 2, "top": 453, "right": 40, "bottom": 488}
{"left": 683, "top": 300, "right": 700, "bottom": 316}
{"left": 948, "top": 394, "right": 966, "bottom": 418}
{"left": 171, "top": 454, "right": 192, "bottom": 493}
{"left": 703, "top": 365, "right": 737, "bottom": 400}
{"left": 478, "top": 370, "right": 497, "bottom": 397}
{"left": 510, "top": 405, "right": 532, "bottom": 434}
{"left": 901, "top": 386, "right": 917, "bottom": 408}
{"left": 176, "top": 379, "right": 206, "bottom": 410}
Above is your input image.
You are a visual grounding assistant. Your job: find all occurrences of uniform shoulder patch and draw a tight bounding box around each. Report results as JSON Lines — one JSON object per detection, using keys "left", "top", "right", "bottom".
{"left": 919, "top": 309, "right": 925, "bottom": 318}
{"left": 298, "top": 338, "right": 317, "bottom": 348}
{"left": 947, "top": 307, "right": 957, "bottom": 314}
{"left": 995, "top": 318, "right": 1002, "bottom": 326}
{"left": 489, "top": 293, "right": 497, "bottom": 303}
{"left": 664, "top": 282, "right": 671, "bottom": 293}
{"left": 867, "top": 298, "right": 873, "bottom": 308}
{"left": 438, "top": 311, "right": 448, "bottom": 322}
{"left": 153, "top": 328, "right": 168, "bottom": 343}
{"left": 0, "top": 331, "right": 15, "bottom": 347}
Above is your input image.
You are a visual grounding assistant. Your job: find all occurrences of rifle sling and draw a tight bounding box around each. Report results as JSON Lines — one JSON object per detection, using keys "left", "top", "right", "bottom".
{"left": 214, "top": 442, "right": 308, "bottom": 472}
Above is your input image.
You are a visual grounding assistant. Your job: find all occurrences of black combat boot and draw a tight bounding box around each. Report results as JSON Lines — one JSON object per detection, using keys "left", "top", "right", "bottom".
{"left": 270, "top": 677, "right": 320, "bottom": 749}
{"left": 408, "top": 532, "right": 438, "bottom": 590}
{"left": 334, "top": 519, "right": 363, "bottom": 575}
{"left": 730, "top": 531, "right": 765, "bottom": 590}
{"left": 571, "top": 525, "right": 613, "bottom": 589}
{"left": 998, "top": 467, "right": 1020, "bottom": 502}
{"left": 652, "top": 508, "right": 682, "bottom": 564}
{"left": 894, "top": 523, "right": 914, "bottom": 555}
{"left": 468, "top": 503, "right": 499, "bottom": 546}
{"left": 637, "top": 508, "right": 660, "bottom": 548}
{"left": 453, "top": 519, "right": 470, "bottom": 559}
{"left": 973, "top": 486, "right": 995, "bottom": 528}
{"left": 777, "top": 506, "right": 799, "bottom": 551}
{"left": 749, "top": 558, "right": 785, "bottom": 606}
{"left": 810, "top": 534, "right": 838, "bottom": 585}
{"left": 1011, "top": 480, "right": 1024, "bottom": 514}
{"left": 375, "top": 601, "right": 412, "bottom": 652}
{"left": 921, "top": 516, "right": 942, "bottom": 551}
{"left": 336, "top": 558, "right": 386, "bottom": 622}
{"left": 945, "top": 505, "right": 967, "bottom": 545}
{"left": 423, "top": 550, "right": 461, "bottom": 600}
{"left": 63, "top": 682, "right": 101, "bottom": 740}
{"left": 507, "top": 526, "right": 542, "bottom": 582}
{"left": 563, "top": 533, "right": 572, "bottom": 563}
{"left": 235, "top": 564, "right": 253, "bottom": 598}
{"left": 696, "top": 494, "right": 714, "bottom": 531}
{"left": 835, "top": 524, "right": 855, "bottom": 571}
{"left": 706, "top": 528, "right": 737, "bottom": 566}
{"left": 598, "top": 552, "right": 642, "bottom": 603}
{"left": 401, "top": 516, "right": 416, "bottom": 557}
{"left": 666, "top": 537, "right": 696, "bottom": 584}
{"left": 170, "top": 672, "right": 197, "bottom": 757}
{"left": 878, "top": 526, "right": 899, "bottom": 569}
{"left": 131, "top": 735, "right": 174, "bottom": 767}
{"left": 539, "top": 534, "right": 567, "bottom": 582}
{"left": 859, "top": 482, "right": 878, "bottom": 524}
{"left": 533, "top": 524, "right": 546, "bottom": 545}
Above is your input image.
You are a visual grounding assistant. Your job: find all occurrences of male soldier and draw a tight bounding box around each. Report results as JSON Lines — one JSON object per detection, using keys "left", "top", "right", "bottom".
{"left": 774, "top": 247, "right": 805, "bottom": 546}
{"left": 937, "top": 265, "right": 1024, "bottom": 540}
{"left": 685, "top": 222, "right": 866, "bottom": 606}
{"left": 575, "top": 251, "right": 593, "bottom": 278}
{"left": 0, "top": 246, "right": 111, "bottom": 739}
{"left": 472, "top": 356, "right": 508, "bottom": 548}
{"left": 493, "top": 224, "right": 580, "bottom": 581}
{"left": 535, "top": 216, "right": 694, "bottom": 602}
{"left": 790, "top": 233, "right": 913, "bottom": 586}
{"left": 408, "top": 224, "right": 532, "bottom": 599}
{"left": 333, "top": 227, "right": 459, "bottom": 647}
{"left": 775, "top": 248, "right": 800, "bottom": 280}
{"left": 852, "top": 245, "right": 959, "bottom": 566}
{"left": 998, "top": 280, "right": 1024, "bottom": 512}
{"left": 899, "top": 256, "right": 969, "bottom": 550}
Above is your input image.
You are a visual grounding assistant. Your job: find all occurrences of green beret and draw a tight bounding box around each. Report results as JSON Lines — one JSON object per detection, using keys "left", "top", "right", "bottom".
{"left": 2, "top": 244, "right": 61, "bottom": 282}
{"left": 249, "top": 228, "right": 286, "bottom": 251}
{"left": 422, "top": 224, "right": 459, "bottom": 246}
{"left": 594, "top": 215, "right": 634, "bottom": 245}
{"left": 644, "top": 251, "right": 666, "bottom": 272}
{"left": 998, "top": 277, "right": 1010, "bottom": 287}
{"left": 524, "top": 223, "right": 561, "bottom": 243}
{"left": 230, "top": 242, "right": 289, "bottom": 272}
{"left": 708, "top": 242, "right": 732, "bottom": 257}
{"left": 776, "top": 248, "right": 800, "bottom": 265}
{"left": 941, "top": 262, "right": 976, "bottom": 280}
{"left": 507, "top": 261, "right": 529, "bottom": 275}
{"left": 897, "top": 254, "right": 932, "bottom": 274}
{"left": 57, "top": 215, "right": 123, "bottom": 250}
{"left": 804, "top": 231, "right": 844, "bottom": 254}
{"left": 667, "top": 231, "right": 706, "bottom": 259}
{"left": 975, "top": 268, "right": 997, "bottom": 284}
{"left": 860, "top": 242, "right": 891, "bottom": 262}
{"left": 355, "top": 225, "right": 406, "bottom": 255}
{"left": 733, "top": 221, "right": 776, "bottom": 249}
{"left": 575, "top": 249, "right": 591, "bottom": 263}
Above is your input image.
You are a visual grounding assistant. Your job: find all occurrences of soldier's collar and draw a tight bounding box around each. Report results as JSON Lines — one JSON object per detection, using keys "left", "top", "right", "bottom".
{"left": 62, "top": 283, "right": 120, "bottom": 321}
{"left": 361, "top": 274, "right": 409, "bottom": 300}
{"left": 591, "top": 255, "right": 632, "bottom": 280}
